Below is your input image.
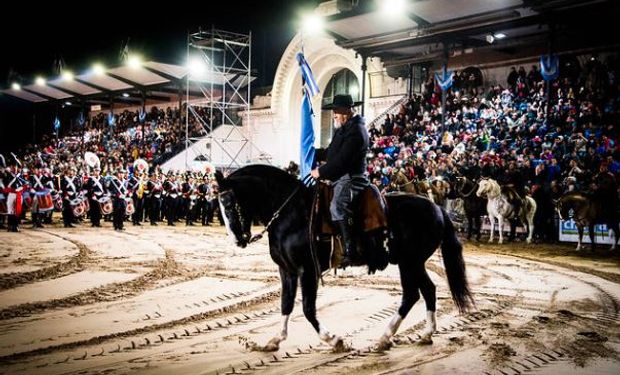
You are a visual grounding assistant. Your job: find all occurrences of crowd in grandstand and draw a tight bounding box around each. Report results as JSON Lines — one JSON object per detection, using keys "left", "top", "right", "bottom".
{"left": 1, "top": 54, "right": 618, "bottom": 243}
{"left": 364, "top": 54, "right": 619, "bottom": 241}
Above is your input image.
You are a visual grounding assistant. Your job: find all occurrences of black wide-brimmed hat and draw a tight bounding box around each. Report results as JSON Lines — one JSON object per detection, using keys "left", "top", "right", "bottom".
{"left": 321, "top": 94, "right": 363, "bottom": 110}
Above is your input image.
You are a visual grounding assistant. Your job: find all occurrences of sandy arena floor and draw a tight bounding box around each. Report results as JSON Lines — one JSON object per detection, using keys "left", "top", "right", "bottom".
{"left": 0, "top": 220, "right": 618, "bottom": 375}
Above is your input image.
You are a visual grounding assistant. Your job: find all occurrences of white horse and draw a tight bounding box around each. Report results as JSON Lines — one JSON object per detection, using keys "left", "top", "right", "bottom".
{"left": 476, "top": 178, "right": 537, "bottom": 244}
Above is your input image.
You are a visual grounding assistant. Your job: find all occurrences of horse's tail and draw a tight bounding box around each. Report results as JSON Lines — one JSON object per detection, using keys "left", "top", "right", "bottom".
{"left": 440, "top": 208, "right": 474, "bottom": 313}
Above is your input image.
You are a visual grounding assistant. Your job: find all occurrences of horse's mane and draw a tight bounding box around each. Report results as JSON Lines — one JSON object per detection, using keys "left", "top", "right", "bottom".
{"left": 228, "top": 164, "right": 302, "bottom": 187}
{"left": 561, "top": 190, "right": 589, "bottom": 202}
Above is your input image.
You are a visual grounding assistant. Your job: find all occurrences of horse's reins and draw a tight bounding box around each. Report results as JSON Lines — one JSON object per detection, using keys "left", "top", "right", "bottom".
{"left": 247, "top": 184, "right": 302, "bottom": 244}
{"left": 392, "top": 172, "right": 416, "bottom": 191}
{"left": 457, "top": 178, "right": 478, "bottom": 198}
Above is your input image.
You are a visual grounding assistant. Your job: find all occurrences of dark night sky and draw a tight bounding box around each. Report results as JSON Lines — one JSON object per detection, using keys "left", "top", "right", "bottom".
{"left": 0, "top": 0, "right": 319, "bottom": 153}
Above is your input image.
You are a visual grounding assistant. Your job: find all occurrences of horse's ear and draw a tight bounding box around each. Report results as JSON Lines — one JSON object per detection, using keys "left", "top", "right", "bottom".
{"left": 214, "top": 170, "right": 225, "bottom": 187}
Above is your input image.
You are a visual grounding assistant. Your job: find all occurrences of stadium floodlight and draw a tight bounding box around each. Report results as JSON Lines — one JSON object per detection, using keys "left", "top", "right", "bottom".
{"left": 128, "top": 55, "right": 142, "bottom": 69}
{"left": 65, "top": 101, "right": 72, "bottom": 106}
{"left": 493, "top": 33, "right": 506, "bottom": 39}
{"left": 92, "top": 63, "right": 106, "bottom": 75}
{"left": 302, "top": 13, "right": 324, "bottom": 35}
{"left": 35, "top": 77, "right": 46, "bottom": 86}
{"left": 11, "top": 82, "right": 21, "bottom": 90}
{"left": 122, "top": 92, "right": 130, "bottom": 98}
{"left": 188, "top": 57, "right": 208, "bottom": 78}
{"left": 379, "top": 0, "right": 407, "bottom": 16}
{"left": 62, "top": 71, "right": 74, "bottom": 81}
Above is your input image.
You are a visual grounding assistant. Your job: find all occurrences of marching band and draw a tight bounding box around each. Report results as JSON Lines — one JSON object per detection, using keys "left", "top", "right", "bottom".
{"left": 0, "top": 153, "right": 222, "bottom": 232}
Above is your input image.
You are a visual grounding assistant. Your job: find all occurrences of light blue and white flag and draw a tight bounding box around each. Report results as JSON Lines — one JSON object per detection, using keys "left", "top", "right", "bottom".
{"left": 108, "top": 112, "right": 116, "bottom": 127}
{"left": 296, "top": 52, "right": 320, "bottom": 186}
{"left": 434, "top": 66, "right": 454, "bottom": 91}
{"left": 540, "top": 54, "right": 559, "bottom": 81}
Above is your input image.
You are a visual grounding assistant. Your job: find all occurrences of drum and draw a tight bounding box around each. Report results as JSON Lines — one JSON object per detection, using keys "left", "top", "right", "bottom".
{"left": 22, "top": 192, "right": 33, "bottom": 210}
{"left": 35, "top": 190, "right": 54, "bottom": 212}
{"left": 83, "top": 196, "right": 90, "bottom": 213}
{"left": 71, "top": 198, "right": 86, "bottom": 217}
{"left": 52, "top": 192, "right": 63, "bottom": 211}
{"left": 98, "top": 196, "right": 113, "bottom": 215}
{"left": 125, "top": 198, "right": 135, "bottom": 215}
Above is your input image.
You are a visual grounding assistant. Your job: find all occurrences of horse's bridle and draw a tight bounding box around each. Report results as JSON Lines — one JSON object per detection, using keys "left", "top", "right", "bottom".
{"left": 219, "top": 190, "right": 251, "bottom": 243}
{"left": 456, "top": 177, "right": 478, "bottom": 198}
{"left": 220, "top": 184, "right": 302, "bottom": 245}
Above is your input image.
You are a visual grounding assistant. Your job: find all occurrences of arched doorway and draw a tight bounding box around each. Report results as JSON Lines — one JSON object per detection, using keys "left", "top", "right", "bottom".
{"left": 320, "top": 68, "right": 359, "bottom": 147}
{"left": 460, "top": 66, "right": 484, "bottom": 89}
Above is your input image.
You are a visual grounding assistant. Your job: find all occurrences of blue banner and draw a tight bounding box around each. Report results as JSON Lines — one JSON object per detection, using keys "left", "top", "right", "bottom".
{"left": 78, "top": 112, "right": 85, "bottom": 127}
{"left": 540, "top": 54, "right": 559, "bottom": 81}
{"left": 53, "top": 117, "right": 60, "bottom": 131}
{"left": 434, "top": 66, "right": 454, "bottom": 91}
{"left": 296, "top": 52, "right": 320, "bottom": 97}
{"left": 297, "top": 52, "right": 320, "bottom": 184}
{"left": 138, "top": 109, "right": 146, "bottom": 123}
{"left": 107, "top": 112, "right": 116, "bottom": 127}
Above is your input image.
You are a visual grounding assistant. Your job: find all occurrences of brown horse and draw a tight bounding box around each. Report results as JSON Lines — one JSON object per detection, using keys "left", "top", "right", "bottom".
{"left": 556, "top": 191, "right": 619, "bottom": 251}
{"left": 389, "top": 170, "right": 447, "bottom": 206}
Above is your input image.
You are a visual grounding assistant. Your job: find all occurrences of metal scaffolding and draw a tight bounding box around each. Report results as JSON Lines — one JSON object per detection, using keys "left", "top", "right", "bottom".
{"left": 184, "top": 27, "right": 254, "bottom": 170}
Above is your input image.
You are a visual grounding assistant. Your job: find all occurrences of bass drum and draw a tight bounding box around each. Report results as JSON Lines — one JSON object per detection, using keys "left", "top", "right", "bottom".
{"left": 125, "top": 198, "right": 135, "bottom": 215}
{"left": 71, "top": 199, "right": 86, "bottom": 218}
{"left": 98, "top": 196, "right": 113, "bottom": 215}
{"left": 52, "top": 192, "right": 63, "bottom": 211}
{"left": 35, "top": 191, "right": 55, "bottom": 212}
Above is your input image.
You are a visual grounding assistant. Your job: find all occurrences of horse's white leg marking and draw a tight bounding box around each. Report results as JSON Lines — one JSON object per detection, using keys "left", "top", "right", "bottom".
{"left": 420, "top": 310, "right": 436, "bottom": 339}
{"left": 279, "top": 314, "right": 290, "bottom": 341}
{"left": 378, "top": 313, "right": 403, "bottom": 345}
{"left": 319, "top": 324, "right": 343, "bottom": 348}
{"left": 498, "top": 214, "right": 504, "bottom": 244}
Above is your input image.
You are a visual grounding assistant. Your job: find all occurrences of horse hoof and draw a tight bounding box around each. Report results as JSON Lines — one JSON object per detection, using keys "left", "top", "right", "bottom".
{"left": 375, "top": 339, "right": 393, "bottom": 352}
{"left": 331, "top": 337, "right": 348, "bottom": 353}
{"left": 417, "top": 336, "right": 433, "bottom": 346}
{"left": 247, "top": 337, "right": 281, "bottom": 352}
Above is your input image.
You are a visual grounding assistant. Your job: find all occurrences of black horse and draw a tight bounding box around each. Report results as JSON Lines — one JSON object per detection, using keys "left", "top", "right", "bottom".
{"left": 215, "top": 165, "right": 473, "bottom": 351}
{"left": 455, "top": 176, "right": 486, "bottom": 241}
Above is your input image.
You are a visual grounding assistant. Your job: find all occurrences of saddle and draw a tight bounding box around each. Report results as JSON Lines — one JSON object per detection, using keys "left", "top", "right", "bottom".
{"left": 501, "top": 184, "right": 529, "bottom": 219}
{"left": 313, "top": 182, "right": 388, "bottom": 236}
{"left": 310, "top": 182, "right": 389, "bottom": 273}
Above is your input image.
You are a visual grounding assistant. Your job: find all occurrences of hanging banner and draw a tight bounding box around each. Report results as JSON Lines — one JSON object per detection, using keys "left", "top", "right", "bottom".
{"left": 434, "top": 66, "right": 454, "bottom": 91}
{"left": 540, "top": 54, "right": 559, "bottom": 81}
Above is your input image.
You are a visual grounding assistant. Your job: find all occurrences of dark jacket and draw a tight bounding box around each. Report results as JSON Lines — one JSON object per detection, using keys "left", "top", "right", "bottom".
{"left": 318, "top": 114, "right": 369, "bottom": 181}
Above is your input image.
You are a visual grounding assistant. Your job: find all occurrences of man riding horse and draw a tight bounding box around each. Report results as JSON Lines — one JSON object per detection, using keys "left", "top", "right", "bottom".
{"left": 311, "top": 94, "right": 368, "bottom": 268}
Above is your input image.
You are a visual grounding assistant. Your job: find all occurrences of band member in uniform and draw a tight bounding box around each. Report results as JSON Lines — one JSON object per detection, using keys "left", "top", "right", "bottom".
{"left": 195, "top": 175, "right": 211, "bottom": 226}
{"left": 61, "top": 166, "right": 80, "bottom": 228}
{"left": 181, "top": 174, "right": 195, "bottom": 226}
{"left": 163, "top": 172, "right": 179, "bottom": 226}
{"left": 4, "top": 166, "right": 27, "bottom": 232}
{"left": 145, "top": 171, "right": 163, "bottom": 225}
{"left": 85, "top": 166, "right": 106, "bottom": 227}
{"left": 41, "top": 167, "right": 56, "bottom": 224}
{"left": 29, "top": 166, "right": 47, "bottom": 228}
{"left": 107, "top": 168, "right": 128, "bottom": 231}
{"left": 0, "top": 164, "right": 6, "bottom": 229}
{"left": 128, "top": 171, "right": 144, "bottom": 226}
